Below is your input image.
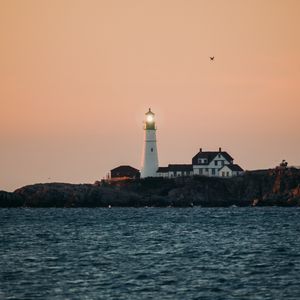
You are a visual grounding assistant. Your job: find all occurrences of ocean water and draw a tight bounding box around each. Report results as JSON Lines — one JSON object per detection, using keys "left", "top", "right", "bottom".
{"left": 1, "top": 207, "right": 300, "bottom": 300}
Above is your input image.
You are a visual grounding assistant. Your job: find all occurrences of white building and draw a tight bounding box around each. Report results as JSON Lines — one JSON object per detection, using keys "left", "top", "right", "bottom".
{"left": 156, "top": 167, "right": 169, "bottom": 178}
{"left": 192, "top": 147, "right": 233, "bottom": 177}
{"left": 157, "top": 164, "right": 193, "bottom": 178}
{"left": 156, "top": 148, "right": 243, "bottom": 178}
{"left": 141, "top": 108, "right": 159, "bottom": 178}
{"left": 218, "top": 164, "right": 244, "bottom": 177}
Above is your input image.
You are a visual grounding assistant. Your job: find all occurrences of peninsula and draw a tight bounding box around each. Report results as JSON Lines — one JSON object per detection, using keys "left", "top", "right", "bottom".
{"left": 1, "top": 167, "right": 300, "bottom": 208}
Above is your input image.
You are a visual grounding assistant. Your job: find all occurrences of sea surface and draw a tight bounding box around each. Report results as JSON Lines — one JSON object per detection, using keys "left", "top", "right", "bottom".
{"left": 1, "top": 207, "right": 300, "bottom": 300}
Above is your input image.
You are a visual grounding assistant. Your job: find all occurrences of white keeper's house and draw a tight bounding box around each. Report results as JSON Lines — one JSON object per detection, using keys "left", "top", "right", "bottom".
{"left": 157, "top": 147, "right": 243, "bottom": 178}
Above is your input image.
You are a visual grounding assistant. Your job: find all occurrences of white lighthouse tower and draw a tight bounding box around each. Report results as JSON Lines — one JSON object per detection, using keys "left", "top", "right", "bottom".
{"left": 141, "top": 108, "right": 159, "bottom": 178}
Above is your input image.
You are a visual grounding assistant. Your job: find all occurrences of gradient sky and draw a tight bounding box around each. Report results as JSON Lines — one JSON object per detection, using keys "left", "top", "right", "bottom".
{"left": 1, "top": 0, "right": 300, "bottom": 191}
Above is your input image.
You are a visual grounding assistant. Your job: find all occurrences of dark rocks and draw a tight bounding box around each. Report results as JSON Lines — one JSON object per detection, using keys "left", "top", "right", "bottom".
{"left": 0, "top": 191, "right": 23, "bottom": 207}
{"left": 1, "top": 167, "right": 300, "bottom": 208}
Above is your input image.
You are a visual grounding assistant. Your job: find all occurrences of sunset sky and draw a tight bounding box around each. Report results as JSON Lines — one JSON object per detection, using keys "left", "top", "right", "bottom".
{"left": 1, "top": 0, "right": 300, "bottom": 191}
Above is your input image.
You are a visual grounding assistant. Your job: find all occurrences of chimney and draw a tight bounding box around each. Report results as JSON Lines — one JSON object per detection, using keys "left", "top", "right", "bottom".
{"left": 219, "top": 147, "right": 222, "bottom": 152}
{"left": 200, "top": 148, "right": 202, "bottom": 153}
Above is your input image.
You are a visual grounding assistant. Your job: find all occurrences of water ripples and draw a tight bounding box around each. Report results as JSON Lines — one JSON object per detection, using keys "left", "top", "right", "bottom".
{"left": 1, "top": 207, "right": 300, "bottom": 299}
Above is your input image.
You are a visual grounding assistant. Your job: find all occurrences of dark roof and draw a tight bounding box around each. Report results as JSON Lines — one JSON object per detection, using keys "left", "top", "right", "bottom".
{"left": 157, "top": 164, "right": 193, "bottom": 172}
{"left": 168, "top": 164, "right": 193, "bottom": 172}
{"left": 110, "top": 165, "right": 140, "bottom": 173}
{"left": 220, "top": 164, "right": 243, "bottom": 172}
{"left": 157, "top": 167, "right": 169, "bottom": 173}
{"left": 192, "top": 151, "right": 234, "bottom": 165}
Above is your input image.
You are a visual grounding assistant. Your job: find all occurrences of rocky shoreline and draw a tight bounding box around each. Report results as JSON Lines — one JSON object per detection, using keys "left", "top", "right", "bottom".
{"left": 1, "top": 168, "right": 300, "bottom": 208}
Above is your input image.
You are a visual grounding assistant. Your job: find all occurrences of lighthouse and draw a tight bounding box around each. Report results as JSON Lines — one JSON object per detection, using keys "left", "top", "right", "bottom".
{"left": 141, "top": 108, "right": 159, "bottom": 178}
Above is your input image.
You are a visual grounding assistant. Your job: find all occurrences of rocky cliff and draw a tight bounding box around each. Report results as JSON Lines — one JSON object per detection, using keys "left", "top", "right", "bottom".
{"left": 1, "top": 167, "right": 300, "bottom": 208}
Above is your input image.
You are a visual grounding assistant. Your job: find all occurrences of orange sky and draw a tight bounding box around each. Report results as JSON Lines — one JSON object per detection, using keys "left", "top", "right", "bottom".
{"left": 1, "top": 0, "right": 300, "bottom": 191}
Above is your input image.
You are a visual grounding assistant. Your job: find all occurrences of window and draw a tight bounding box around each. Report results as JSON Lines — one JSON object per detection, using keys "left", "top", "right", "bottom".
{"left": 212, "top": 169, "right": 215, "bottom": 175}
{"left": 205, "top": 168, "right": 209, "bottom": 172}
{"left": 226, "top": 172, "right": 230, "bottom": 177}
{"left": 214, "top": 161, "right": 218, "bottom": 166}
{"left": 151, "top": 148, "right": 153, "bottom": 152}
{"left": 222, "top": 172, "right": 225, "bottom": 177}
{"left": 199, "top": 169, "right": 203, "bottom": 175}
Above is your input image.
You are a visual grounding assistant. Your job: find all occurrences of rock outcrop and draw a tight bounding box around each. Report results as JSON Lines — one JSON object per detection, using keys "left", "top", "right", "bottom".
{"left": 0, "top": 191, "right": 24, "bottom": 207}
{"left": 1, "top": 168, "right": 300, "bottom": 208}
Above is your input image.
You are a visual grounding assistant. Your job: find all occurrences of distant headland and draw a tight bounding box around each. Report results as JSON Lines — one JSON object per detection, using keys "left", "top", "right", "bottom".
{"left": 1, "top": 166, "right": 300, "bottom": 208}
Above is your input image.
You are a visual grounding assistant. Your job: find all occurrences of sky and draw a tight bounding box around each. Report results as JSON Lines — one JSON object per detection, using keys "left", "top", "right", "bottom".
{"left": 1, "top": 0, "right": 300, "bottom": 191}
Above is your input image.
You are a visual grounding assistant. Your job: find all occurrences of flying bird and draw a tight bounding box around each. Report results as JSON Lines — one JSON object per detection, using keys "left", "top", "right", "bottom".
{"left": 210, "top": 56, "right": 215, "bottom": 61}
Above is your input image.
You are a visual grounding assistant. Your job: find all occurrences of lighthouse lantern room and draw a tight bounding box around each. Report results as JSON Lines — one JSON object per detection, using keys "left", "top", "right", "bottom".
{"left": 141, "top": 108, "right": 159, "bottom": 178}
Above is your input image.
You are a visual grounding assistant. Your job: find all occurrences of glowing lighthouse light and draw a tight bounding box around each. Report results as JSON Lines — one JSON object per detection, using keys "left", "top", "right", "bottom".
{"left": 147, "top": 114, "right": 154, "bottom": 123}
{"left": 141, "top": 108, "right": 159, "bottom": 178}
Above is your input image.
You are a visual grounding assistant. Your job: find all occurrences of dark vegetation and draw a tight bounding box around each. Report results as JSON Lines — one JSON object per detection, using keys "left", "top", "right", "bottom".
{"left": 1, "top": 168, "right": 300, "bottom": 208}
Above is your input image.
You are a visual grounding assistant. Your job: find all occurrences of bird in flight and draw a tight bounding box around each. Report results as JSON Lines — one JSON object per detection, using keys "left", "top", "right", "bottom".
{"left": 210, "top": 56, "right": 215, "bottom": 61}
